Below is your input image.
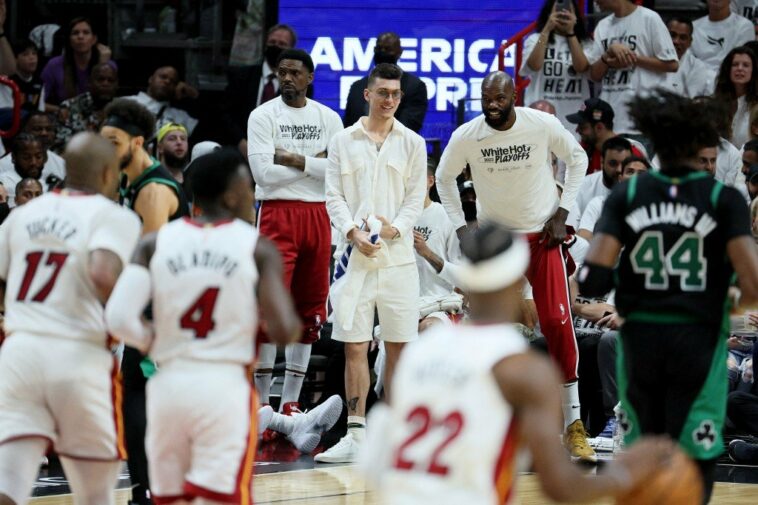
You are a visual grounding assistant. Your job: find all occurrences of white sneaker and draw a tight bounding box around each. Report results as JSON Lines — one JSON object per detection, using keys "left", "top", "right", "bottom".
{"left": 258, "top": 405, "right": 274, "bottom": 437}
{"left": 313, "top": 432, "right": 360, "bottom": 463}
{"left": 287, "top": 395, "right": 343, "bottom": 454}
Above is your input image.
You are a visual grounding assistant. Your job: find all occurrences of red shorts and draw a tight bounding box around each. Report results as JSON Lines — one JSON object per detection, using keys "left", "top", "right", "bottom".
{"left": 257, "top": 200, "right": 331, "bottom": 344}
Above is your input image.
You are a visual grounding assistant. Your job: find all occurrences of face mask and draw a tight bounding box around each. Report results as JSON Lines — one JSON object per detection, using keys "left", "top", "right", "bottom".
{"left": 374, "top": 50, "right": 399, "bottom": 66}
{"left": 462, "top": 200, "right": 477, "bottom": 222}
{"left": 265, "top": 45, "right": 284, "bottom": 68}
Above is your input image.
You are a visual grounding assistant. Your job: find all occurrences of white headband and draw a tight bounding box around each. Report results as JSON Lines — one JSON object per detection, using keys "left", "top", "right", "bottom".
{"left": 455, "top": 236, "right": 530, "bottom": 292}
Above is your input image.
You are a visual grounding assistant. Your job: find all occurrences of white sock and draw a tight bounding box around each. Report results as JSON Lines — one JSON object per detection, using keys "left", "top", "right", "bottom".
{"left": 347, "top": 415, "right": 366, "bottom": 442}
{"left": 562, "top": 381, "right": 581, "bottom": 429}
{"left": 268, "top": 412, "right": 295, "bottom": 435}
{"left": 255, "top": 343, "right": 277, "bottom": 405}
{"left": 281, "top": 343, "right": 311, "bottom": 408}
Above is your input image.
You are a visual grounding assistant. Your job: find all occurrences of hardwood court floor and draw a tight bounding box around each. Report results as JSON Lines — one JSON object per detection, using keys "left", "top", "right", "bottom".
{"left": 30, "top": 464, "right": 758, "bottom": 505}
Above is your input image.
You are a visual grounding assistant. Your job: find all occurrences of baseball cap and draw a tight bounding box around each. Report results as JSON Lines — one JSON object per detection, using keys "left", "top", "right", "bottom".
{"left": 190, "top": 141, "right": 221, "bottom": 162}
{"left": 566, "top": 98, "right": 615, "bottom": 126}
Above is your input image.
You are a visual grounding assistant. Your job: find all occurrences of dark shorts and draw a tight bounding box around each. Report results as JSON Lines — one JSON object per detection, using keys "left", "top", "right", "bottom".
{"left": 617, "top": 319, "right": 727, "bottom": 460}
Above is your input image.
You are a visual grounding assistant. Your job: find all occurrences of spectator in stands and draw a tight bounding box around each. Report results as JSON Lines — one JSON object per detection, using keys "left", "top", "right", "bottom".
{"left": 459, "top": 180, "right": 477, "bottom": 226}
{"left": 0, "top": 112, "right": 66, "bottom": 183}
{"left": 2, "top": 39, "right": 45, "bottom": 113}
{"left": 696, "top": 143, "right": 719, "bottom": 176}
{"left": 745, "top": 164, "right": 758, "bottom": 200}
{"left": 343, "top": 32, "right": 428, "bottom": 132}
{"left": 521, "top": 0, "right": 593, "bottom": 134}
{"left": 0, "top": 134, "right": 50, "bottom": 207}
{"left": 0, "top": 0, "right": 15, "bottom": 76}
{"left": 155, "top": 122, "right": 189, "bottom": 183}
{"left": 726, "top": 341, "right": 758, "bottom": 463}
{"left": 566, "top": 97, "right": 647, "bottom": 175}
{"left": 732, "top": 0, "right": 758, "bottom": 24}
{"left": 691, "top": 0, "right": 754, "bottom": 75}
{"left": 13, "top": 177, "right": 42, "bottom": 206}
{"left": 745, "top": 139, "right": 758, "bottom": 175}
{"left": 589, "top": 0, "right": 678, "bottom": 146}
{"left": 56, "top": 62, "right": 118, "bottom": 148}
{"left": 40, "top": 17, "right": 113, "bottom": 105}
{"left": 662, "top": 17, "right": 717, "bottom": 98}
{"left": 224, "top": 24, "right": 297, "bottom": 156}
{"left": 713, "top": 46, "right": 758, "bottom": 148}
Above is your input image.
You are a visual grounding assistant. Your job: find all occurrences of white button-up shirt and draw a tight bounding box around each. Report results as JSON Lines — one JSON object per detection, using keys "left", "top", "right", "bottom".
{"left": 326, "top": 117, "right": 426, "bottom": 267}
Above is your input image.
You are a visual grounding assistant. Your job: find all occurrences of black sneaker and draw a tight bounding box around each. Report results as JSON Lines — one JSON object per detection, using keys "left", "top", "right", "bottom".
{"left": 728, "top": 439, "right": 758, "bottom": 464}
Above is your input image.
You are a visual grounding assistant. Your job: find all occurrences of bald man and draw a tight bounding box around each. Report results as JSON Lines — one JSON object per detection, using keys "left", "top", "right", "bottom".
{"left": 436, "top": 71, "right": 596, "bottom": 462}
{"left": 0, "top": 132, "right": 141, "bottom": 504}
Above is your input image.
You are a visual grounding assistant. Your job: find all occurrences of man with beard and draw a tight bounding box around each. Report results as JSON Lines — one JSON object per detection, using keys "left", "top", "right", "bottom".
{"left": 0, "top": 133, "right": 54, "bottom": 207}
{"left": 156, "top": 122, "right": 189, "bottom": 183}
{"left": 343, "top": 32, "right": 428, "bottom": 132}
{"left": 436, "top": 71, "right": 597, "bottom": 462}
{"left": 224, "top": 24, "right": 299, "bottom": 156}
{"left": 100, "top": 98, "right": 189, "bottom": 505}
{"left": 126, "top": 65, "right": 198, "bottom": 137}
{"left": 56, "top": 63, "right": 119, "bottom": 147}
{"left": 247, "top": 49, "right": 342, "bottom": 426}
{"left": 0, "top": 111, "right": 66, "bottom": 184}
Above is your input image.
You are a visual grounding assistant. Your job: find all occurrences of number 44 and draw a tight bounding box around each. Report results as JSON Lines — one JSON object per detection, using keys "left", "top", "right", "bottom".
{"left": 630, "top": 231, "right": 707, "bottom": 291}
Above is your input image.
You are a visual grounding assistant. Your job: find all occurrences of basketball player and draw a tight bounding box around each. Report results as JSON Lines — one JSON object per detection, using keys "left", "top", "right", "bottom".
{"left": 247, "top": 49, "right": 343, "bottom": 419}
{"left": 101, "top": 97, "right": 190, "bottom": 504}
{"left": 580, "top": 90, "right": 758, "bottom": 504}
{"left": 364, "top": 223, "right": 674, "bottom": 504}
{"left": 0, "top": 133, "right": 141, "bottom": 505}
{"left": 436, "top": 70, "right": 595, "bottom": 461}
{"left": 106, "top": 149, "right": 340, "bottom": 503}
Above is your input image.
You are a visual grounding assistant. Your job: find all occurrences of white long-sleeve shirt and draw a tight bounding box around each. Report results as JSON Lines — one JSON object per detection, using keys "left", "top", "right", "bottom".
{"left": 326, "top": 118, "right": 427, "bottom": 267}
{"left": 248, "top": 97, "right": 343, "bottom": 202}
{"left": 415, "top": 202, "right": 462, "bottom": 305}
{"left": 436, "top": 108, "right": 587, "bottom": 233}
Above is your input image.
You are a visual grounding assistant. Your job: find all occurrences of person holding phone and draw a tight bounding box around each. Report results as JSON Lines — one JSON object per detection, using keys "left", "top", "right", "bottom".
{"left": 520, "top": 0, "right": 594, "bottom": 136}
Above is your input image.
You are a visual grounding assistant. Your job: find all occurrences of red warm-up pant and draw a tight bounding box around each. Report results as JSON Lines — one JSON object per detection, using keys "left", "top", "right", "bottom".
{"left": 257, "top": 200, "right": 331, "bottom": 344}
{"left": 524, "top": 233, "right": 579, "bottom": 382}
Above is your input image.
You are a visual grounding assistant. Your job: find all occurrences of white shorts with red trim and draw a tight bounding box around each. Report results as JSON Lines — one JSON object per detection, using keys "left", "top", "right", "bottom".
{"left": 147, "top": 359, "right": 256, "bottom": 504}
{"left": 0, "top": 333, "right": 125, "bottom": 460}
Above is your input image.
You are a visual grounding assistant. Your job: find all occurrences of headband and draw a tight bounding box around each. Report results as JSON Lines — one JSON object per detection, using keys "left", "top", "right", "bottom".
{"left": 157, "top": 122, "right": 187, "bottom": 143}
{"left": 102, "top": 115, "right": 146, "bottom": 138}
{"left": 455, "top": 236, "right": 530, "bottom": 293}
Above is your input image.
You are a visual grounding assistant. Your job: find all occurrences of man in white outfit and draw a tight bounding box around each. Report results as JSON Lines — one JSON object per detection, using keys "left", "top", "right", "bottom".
{"left": 691, "top": 0, "right": 754, "bottom": 75}
{"left": 317, "top": 63, "right": 426, "bottom": 463}
{"left": 662, "top": 17, "right": 717, "bottom": 98}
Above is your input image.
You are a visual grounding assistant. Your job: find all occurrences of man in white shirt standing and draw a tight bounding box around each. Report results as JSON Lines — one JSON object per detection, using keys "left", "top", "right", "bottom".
{"left": 317, "top": 63, "right": 426, "bottom": 463}
{"left": 436, "top": 71, "right": 596, "bottom": 462}
{"left": 589, "top": 0, "right": 678, "bottom": 138}
{"left": 662, "top": 17, "right": 718, "bottom": 98}
{"left": 691, "top": 0, "right": 754, "bottom": 74}
{"left": 247, "top": 49, "right": 343, "bottom": 425}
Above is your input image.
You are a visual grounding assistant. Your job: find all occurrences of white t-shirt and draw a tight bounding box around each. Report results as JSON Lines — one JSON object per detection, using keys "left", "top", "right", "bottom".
{"left": 660, "top": 50, "right": 717, "bottom": 98}
{"left": 0, "top": 150, "right": 67, "bottom": 207}
{"left": 520, "top": 34, "right": 595, "bottom": 133}
{"left": 691, "top": 13, "right": 754, "bottom": 74}
{"left": 732, "top": 0, "right": 758, "bottom": 22}
{"left": 248, "top": 97, "right": 343, "bottom": 202}
{"left": 578, "top": 194, "right": 606, "bottom": 235}
{"left": 436, "top": 108, "right": 587, "bottom": 232}
{"left": 414, "top": 202, "right": 462, "bottom": 307}
{"left": 568, "top": 171, "right": 611, "bottom": 229}
{"left": 125, "top": 91, "right": 198, "bottom": 135}
{"left": 0, "top": 191, "right": 141, "bottom": 345}
{"left": 590, "top": 6, "right": 678, "bottom": 134}
{"left": 717, "top": 137, "right": 747, "bottom": 190}
{"left": 733, "top": 95, "right": 752, "bottom": 149}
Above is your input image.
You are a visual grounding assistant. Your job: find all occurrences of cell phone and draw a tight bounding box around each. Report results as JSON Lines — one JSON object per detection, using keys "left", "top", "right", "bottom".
{"left": 555, "top": 0, "right": 569, "bottom": 11}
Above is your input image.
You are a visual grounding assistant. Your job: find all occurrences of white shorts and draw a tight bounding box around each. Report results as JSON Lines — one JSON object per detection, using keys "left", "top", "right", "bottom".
{"left": 332, "top": 263, "right": 419, "bottom": 343}
{"left": 146, "top": 360, "right": 256, "bottom": 503}
{"left": 0, "top": 334, "right": 125, "bottom": 460}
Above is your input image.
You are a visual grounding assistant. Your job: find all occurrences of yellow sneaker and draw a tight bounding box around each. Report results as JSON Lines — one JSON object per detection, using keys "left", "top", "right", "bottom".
{"left": 564, "top": 419, "right": 598, "bottom": 463}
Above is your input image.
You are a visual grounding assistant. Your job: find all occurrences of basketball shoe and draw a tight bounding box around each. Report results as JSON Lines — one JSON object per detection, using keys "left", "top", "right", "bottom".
{"left": 564, "top": 419, "right": 598, "bottom": 463}
{"left": 286, "top": 395, "right": 343, "bottom": 454}
{"left": 313, "top": 432, "right": 360, "bottom": 464}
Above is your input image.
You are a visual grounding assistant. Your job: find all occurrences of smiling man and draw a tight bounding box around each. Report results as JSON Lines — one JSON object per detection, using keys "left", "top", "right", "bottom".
{"left": 247, "top": 49, "right": 343, "bottom": 427}
{"left": 436, "top": 71, "right": 595, "bottom": 462}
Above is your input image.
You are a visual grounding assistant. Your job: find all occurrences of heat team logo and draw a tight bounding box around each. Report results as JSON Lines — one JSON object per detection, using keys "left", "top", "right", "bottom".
{"left": 279, "top": 124, "right": 323, "bottom": 140}
{"left": 414, "top": 225, "right": 432, "bottom": 240}
{"left": 478, "top": 144, "right": 534, "bottom": 164}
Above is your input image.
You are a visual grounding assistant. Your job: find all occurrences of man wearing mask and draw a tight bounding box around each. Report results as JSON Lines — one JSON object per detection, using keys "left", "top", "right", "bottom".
{"left": 224, "top": 24, "right": 300, "bottom": 156}
{"left": 343, "top": 32, "right": 428, "bottom": 132}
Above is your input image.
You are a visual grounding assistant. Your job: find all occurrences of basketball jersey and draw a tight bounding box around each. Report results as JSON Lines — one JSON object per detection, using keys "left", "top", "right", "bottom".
{"left": 0, "top": 190, "right": 141, "bottom": 344}
{"left": 596, "top": 170, "right": 752, "bottom": 323}
{"left": 149, "top": 218, "right": 259, "bottom": 365}
{"left": 119, "top": 160, "right": 190, "bottom": 220}
{"left": 383, "top": 323, "right": 528, "bottom": 505}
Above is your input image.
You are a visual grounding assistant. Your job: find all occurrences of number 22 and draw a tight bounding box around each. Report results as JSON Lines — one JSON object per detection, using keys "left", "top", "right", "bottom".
{"left": 393, "top": 406, "right": 464, "bottom": 476}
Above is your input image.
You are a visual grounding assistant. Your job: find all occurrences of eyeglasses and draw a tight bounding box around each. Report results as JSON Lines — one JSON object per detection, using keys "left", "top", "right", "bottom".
{"left": 370, "top": 88, "right": 403, "bottom": 101}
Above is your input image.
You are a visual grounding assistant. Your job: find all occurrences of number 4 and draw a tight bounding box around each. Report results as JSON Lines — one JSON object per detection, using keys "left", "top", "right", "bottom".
{"left": 180, "top": 287, "right": 220, "bottom": 339}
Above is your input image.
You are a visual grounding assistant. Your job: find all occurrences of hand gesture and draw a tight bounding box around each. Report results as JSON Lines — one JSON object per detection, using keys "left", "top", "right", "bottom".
{"left": 606, "top": 43, "right": 637, "bottom": 68}
{"left": 413, "top": 230, "right": 432, "bottom": 257}
{"left": 350, "top": 228, "right": 380, "bottom": 258}
{"left": 555, "top": 8, "right": 577, "bottom": 33}
{"left": 376, "top": 216, "right": 398, "bottom": 241}
{"left": 175, "top": 81, "right": 199, "bottom": 101}
{"left": 541, "top": 208, "right": 568, "bottom": 248}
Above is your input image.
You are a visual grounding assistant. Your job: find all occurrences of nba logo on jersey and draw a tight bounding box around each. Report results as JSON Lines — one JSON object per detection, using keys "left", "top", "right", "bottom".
{"left": 669, "top": 185, "right": 678, "bottom": 198}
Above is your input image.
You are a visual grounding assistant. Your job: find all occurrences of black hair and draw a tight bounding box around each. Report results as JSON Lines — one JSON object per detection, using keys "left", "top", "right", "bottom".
{"left": 103, "top": 98, "right": 156, "bottom": 140}
{"left": 12, "top": 39, "right": 39, "bottom": 58}
{"left": 62, "top": 17, "right": 102, "bottom": 101}
{"left": 621, "top": 155, "right": 651, "bottom": 171}
{"left": 189, "top": 148, "right": 247, "bottom": 207}
{"left": 745, "top": 139, "right": 758, "bottom": 154}
{"left": 666, "top": 16, "right": 693, "bottom": 35}
{"left": 267, "top": 24, "right": 297, "bottom": 46}
{"left": 628, "top": 89, "right": 721, "bottom": 170}
{"left": 12, "top": 133, "right": 42, "bottom": 153}
{"left": 277, "top": 49, "right": 314, "bottom": 73}
{"left": 535, "top": 0, "right": 588, "bottom": 44}
{"left": 21, "top": 111, "right": 52, "bottom": 132}
{"left": 368, "top": 63, "right": 403, "bottom": 87}
{"left": 460, "top": 222, "right": 517, "bottom": 264}
{"left": 714, "top": 46, "right": 758, "bottom": 110}
{"left": 601, "top": 136, "right": 632, "bottom": 158}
